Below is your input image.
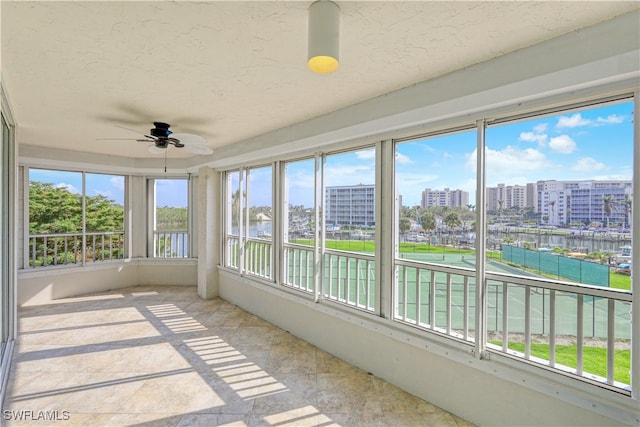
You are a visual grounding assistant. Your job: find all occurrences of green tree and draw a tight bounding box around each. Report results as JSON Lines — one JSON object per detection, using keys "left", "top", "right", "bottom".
{"left": 443, "top": 211, "right": 461, "bottom": 231}
{"left": 399, "top": 217, "right": 411, "bottom": 233}
{"left": 29, "top": 182, "right": 83, "bottom": 233}
{"left": 420, "top": 211, "right": 436, "bottom": 234}
{"left": 620, "top": 197, "right": 632, "bottom": 229}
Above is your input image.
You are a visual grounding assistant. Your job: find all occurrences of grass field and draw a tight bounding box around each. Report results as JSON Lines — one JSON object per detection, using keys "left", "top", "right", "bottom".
{"left": 493, "top": 341, "right": 631, "bottom": 384}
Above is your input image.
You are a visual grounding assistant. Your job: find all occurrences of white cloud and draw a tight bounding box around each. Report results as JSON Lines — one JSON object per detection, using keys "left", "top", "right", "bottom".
{"left": 324, "top": 165, "right": 374, "bottom": 186}
{"left": 466, "top": 146, "right": 549, "bottom": 174}
{"left": 533, "top": 123, "right": 548, "bottom": 133}
{"left": 519, "top": 131, "right": 547, "bottom": 146}
{"left": 110, "top": 176, "right": 125, "bottom": 191}
{"left": 548, "top": 135, "right": 576, "bottom": 154}
{"left": 556, "top": 113, "right": 591, "bottom": 128}
{"left": 442, "top": 152, "right": 453, "bottom": 159}
{"left": 596, "top": 114, "right": 624, "bottom": 125}
{"left": 571, "top": 157, "right": 605, "bottom": 172}
{"left": 356, "top": 149, "right": 375, "bottom": 160}
{"left": 56, "top": 183, "right": 80, "bottom": 194}
{"left": 94, "top": 190, "right": 114, "bottom": 199}
{"left": 395, "top": 152, "right": 412, "bottom": 164}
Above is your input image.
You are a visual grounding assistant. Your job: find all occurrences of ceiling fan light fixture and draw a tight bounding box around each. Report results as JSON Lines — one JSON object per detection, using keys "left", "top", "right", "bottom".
{"left": 307, "top": 0, "right": 340, "bottom": 74}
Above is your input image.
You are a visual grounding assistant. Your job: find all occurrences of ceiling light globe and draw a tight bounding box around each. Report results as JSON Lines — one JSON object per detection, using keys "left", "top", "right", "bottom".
{"left": 307, "top": 1, "right": 340, "bottom": 74}
{"left": 308, "top": 55, "right": 339, "bottom": 73}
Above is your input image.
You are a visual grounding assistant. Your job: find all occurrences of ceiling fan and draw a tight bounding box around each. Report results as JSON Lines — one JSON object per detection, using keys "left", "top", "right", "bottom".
{"left": 100, "top": 121, "right": 213, "bottom": 155}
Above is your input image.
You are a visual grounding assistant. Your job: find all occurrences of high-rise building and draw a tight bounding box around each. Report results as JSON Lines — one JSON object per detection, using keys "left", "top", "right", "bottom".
{"left": 486, "top": 183, "right": 534, "bottom": 212}
{"left": 421, "top": 188, "right": 469, "bottom": 208}
{"left": 537, "top": 180, "right": 632, "bottom": 226}
{"left": 325, "top": 184, "right": 375, "bottom": 226}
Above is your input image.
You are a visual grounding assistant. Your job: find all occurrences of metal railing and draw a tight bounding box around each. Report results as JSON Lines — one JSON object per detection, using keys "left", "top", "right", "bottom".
{"left": 153, "top": 230, "right": 189, "bottom": 258}
{"left": 283, "top": 242, "right": 315, "bottom": 292}
{"left": 225, "top": 235, "right": 240, "bottom": 269}
{"left": 395, "top": 259, "right": 476, "bottom": 343}
{"left": 485, "top": 271, "right": 632, "bottom": 390}
{"left": 323, "top": 248, "right": 376, "bottom": 312}
{"left": 28, "top": 231, "right": 125, "bottom": 267}
{"left": 394, "top": 257, "right": 633, "bottom": 391}
{"left": 244, "top": 237, "right": 272, "bottom": 279}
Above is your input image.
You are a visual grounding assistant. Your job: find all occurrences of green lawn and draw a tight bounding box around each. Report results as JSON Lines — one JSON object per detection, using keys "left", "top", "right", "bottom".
{"left": 496, "top": 341, "right": 630, "bottom": 385}
{"left": 290, "top": 239, "right": 631, "bottom": 290}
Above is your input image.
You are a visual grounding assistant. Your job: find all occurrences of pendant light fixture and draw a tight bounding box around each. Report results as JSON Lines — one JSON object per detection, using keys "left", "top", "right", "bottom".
{"left": 307, "top": 0, "right": 340, "bottom": 73}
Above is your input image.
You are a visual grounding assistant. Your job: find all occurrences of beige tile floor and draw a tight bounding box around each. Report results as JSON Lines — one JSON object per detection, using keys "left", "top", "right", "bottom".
{"left": 4, "top": 285, "right": 474, "bottom": 427}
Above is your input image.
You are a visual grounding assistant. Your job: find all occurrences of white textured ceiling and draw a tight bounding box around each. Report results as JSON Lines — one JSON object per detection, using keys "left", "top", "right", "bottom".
{"left": 2, "top": 1, "right": 638, "bottom": 159}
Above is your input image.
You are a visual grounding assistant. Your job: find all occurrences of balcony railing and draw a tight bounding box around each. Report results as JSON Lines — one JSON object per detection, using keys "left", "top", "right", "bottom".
{"left": 225, "top": 235, "right": 240, "bottom": 269}
{"left": 323, "top": 248, "right": 376, "bottom": 312}
{"left": 244, "top": 237, "right": 272, "bottom": 280}
{"left": 28, "top": 231, "right": 125, "bottom": 268}
{"left": 153, "top": 230, "right": 189, "bottom": 258}
{"left": 394, "top": 257, "right": 632, "bottom": 391}
{"left": 284, "top": 242, "right": 314, "bottom": 292}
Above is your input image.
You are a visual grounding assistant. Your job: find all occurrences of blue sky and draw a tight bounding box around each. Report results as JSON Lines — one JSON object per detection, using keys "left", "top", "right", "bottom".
{"left": 31, "top": 101, "right": 633, "bottom": 209}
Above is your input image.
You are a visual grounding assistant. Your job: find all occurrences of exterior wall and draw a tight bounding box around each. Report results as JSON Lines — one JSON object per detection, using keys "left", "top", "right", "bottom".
{"left": 218, "top": 271, "right": 627, "bottom": 427}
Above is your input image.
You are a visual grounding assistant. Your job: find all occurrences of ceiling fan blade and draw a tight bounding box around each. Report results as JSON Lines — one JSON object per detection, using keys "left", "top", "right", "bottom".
{"left": 147, "top": 145, "right": 168, "bottom": 155}
{"left": 171, "top": 133, "right": 206, "bottom": 145}
{"left": 181, "top": 144, "right": 213, "bottom": 155}
{"left": 115, "top": 125, "right": 145, "bottom": 135}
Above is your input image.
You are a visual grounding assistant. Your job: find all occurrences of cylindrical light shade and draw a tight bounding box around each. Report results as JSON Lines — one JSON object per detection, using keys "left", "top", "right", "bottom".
{"left": 307, "top": 0, "right": 340, "bottom": 73}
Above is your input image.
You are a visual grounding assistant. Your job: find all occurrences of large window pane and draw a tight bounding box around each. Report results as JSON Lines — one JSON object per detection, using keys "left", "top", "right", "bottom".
{"left": 28, "top": 169, "right": 126, "bottom": 266}
{"left": 395, "top": 130, "right": 477, "bottom": 266}
{"left": 153, "top": 178, "right": 189, "bottom": 258}
{"left": 323, "top": 148, "right": 376, "bottom": 310}
{"left": 283, "top": 158, "right": 316, "bottom": 292}
{"left": 245, "top": 166, "right": 272, "bottom": 279}
{"left": 394, "top": 130, "right": 477, "bottom": 333}
{"left": 485, "top": 100, "right": 634, "bottom": 285}
{"left": 484, "top": 99, "right": 634, "bottom": 384}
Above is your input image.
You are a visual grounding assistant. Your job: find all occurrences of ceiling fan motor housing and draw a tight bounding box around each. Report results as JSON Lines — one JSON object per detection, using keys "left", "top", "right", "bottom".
{"left": 150, "top": 122, "right": 172, "bottom": 138}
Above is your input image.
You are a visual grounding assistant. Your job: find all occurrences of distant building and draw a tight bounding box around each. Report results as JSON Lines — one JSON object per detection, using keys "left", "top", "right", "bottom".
{"left": 486, "top": 183, "right": 535, "bottom": 212}
{"left": 421, "top": 188, "right": 469, "bottom": 208}
{"left": 536, "top": 180, "right": 632, "bottom": 226}
{"left": 325, "top": 184, "right": 375, "bottom": 226}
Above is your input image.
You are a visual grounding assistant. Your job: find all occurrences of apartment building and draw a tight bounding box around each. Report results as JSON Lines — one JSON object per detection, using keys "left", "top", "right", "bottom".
{"left": 421, "top": 188, "right": 469, "bottom": 209}
{"left": 325, "top": 184, "right": 375, "bottom": 226}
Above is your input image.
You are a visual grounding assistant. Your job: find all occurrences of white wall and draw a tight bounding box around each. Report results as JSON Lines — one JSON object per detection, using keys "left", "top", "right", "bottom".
{"left": 18, "top": 260, "right": 196, "bottom": 306}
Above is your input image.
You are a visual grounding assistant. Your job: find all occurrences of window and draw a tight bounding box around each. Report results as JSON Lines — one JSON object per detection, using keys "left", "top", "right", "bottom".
{"left": 28, "top": 169, "right": 125, "bottom": 267}
{"left": 1, "top": 112, "right": 13, "bottom": 361}
{"left": 283, "top": 158, "right": 316, "bottom": 292}
{"left": 150, "top": 178, "right": 190, "bottom": 258}
{"left": 394, "top": 129, "right": 477, "bottom": 338}
{"left": 223, "top": 166, "right": 273, "bottom": 279}
{"left": 484, "top": 99, "right": 634, "bottom": 386}
{"left": 323, "top": 148, "right": 376, "bottom": 310}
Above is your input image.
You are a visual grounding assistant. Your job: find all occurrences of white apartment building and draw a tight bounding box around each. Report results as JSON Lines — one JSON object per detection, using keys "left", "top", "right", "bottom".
{"left": 486, "top": 183, "right": 534, "bottom": 212}
{"left": 537, "top": 180, "right": 632, "bottom": 226}
{"left": 325, "top": 184, "right": 375, "bottom": 226}
{"left": 421, "top": 188, "right": 469, "bottom": 209}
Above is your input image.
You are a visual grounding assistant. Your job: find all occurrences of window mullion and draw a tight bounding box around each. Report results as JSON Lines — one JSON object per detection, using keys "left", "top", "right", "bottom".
{"left": 475, "top": 119, "right": 488, "bottom": 359}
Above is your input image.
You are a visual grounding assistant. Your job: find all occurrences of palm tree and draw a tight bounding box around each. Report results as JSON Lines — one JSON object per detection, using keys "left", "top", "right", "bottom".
{"left": 497, "top": 199, "right": 504, "bottom": 224}
{"left": 620, "top": 197, "right": 632, "bottom": 229}
{"left": 602, "top": 195, "right": 615, "bottom": 229}
{"left": 548, "top": 200, "right": 556, "bottom": 225}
